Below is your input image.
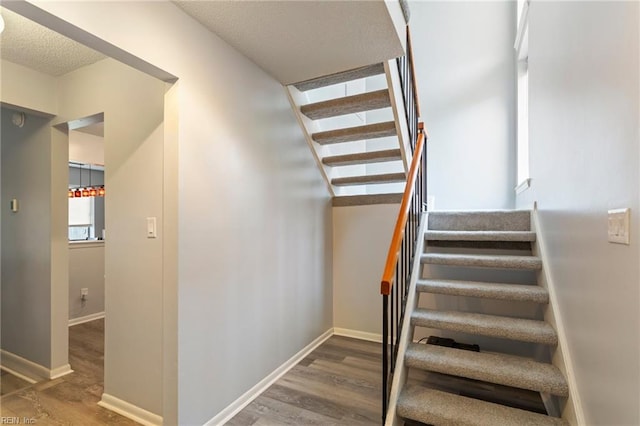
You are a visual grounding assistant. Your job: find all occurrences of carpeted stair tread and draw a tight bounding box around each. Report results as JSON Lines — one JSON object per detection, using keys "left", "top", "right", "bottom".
{"left": 301, "top": 89, "right": 391, "bottom": 120}
{"left": 428, "top": 210, "right": 531, "bottom": 232}
{"left": 405, "top": 343, "right": 568, "bottom": 396}
{"left": 411, "top": 309, "right": 558, "bottom": 345}
{"left": 425, "top": 230, "right": 536, "bottom": 242}
{"left": 322, "top": 149, "right": 402, "bottom": 167}
{"left": 332, "top": 172, "right": 405, "bottom": 187}
{"left": 416, "top": 279, "right": 549, "bottom": 303}
{"left": 422, "top": 253, "right": 542, "bottom": 270}
{"left": 293, "top": 63, "right": 385, "bottom": 92}
{"left": 312, "top": 121, "right": 397, "bottom": 145}
{"left": 332, "top": 193, "right": 402, "bottom": 206}
{"left": 397, "top": 386, "right": 568, "bottom": 426}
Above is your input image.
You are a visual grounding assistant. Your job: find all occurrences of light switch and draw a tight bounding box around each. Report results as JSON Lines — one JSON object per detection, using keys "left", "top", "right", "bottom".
{"left": 146, "top": 217, "right": 157, "bottom": 238}
{"left": 608, "top": 208, "right": 630, "bottom": 245}
{"left": 10, "top": 199, "right": 18, "bottom": 212}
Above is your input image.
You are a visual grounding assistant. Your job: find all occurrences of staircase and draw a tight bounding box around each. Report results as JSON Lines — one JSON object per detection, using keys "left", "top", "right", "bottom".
{"left": 286, "top": 61, "right": 414, "bottom": 206}
{"left": 387, "top": 210, "right": 570, "bottom": 426}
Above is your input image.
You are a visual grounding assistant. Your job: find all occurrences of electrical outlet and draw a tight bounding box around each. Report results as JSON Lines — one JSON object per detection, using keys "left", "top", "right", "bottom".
{"left": 81, "top": 288, "right": 89, "bottom": 299}
{"left": 608, "top": 208, "right": 630, "bottom": 245}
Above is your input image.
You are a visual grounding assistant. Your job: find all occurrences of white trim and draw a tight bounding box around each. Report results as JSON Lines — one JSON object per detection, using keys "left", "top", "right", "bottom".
{"left": 333, "top": 328, "right": 382, "bottom": 343}
{"left": 69, "top": 311, "right": 105, "bottom": 327}
{"left": 0, "top": 366, "right": 37, "bottom": 384}
{"left": 385, "top": 212, "right": 428, "bottom": 426}
{"left": 284, "top": 85, "right": 335, "bottom": 197}
{"left": 532, "top": 206, "right": 586, "bottom": 425}
{"left": 514, "top": 0, "right": 530, "bottom": 57}
{"left": 0, "top": 350, "right": 73, "bottom": 382}
{"left": 515, "top": 178, "right": 531, "bottom": 194}
{"left": 384, "top": 59, "right": 412, "bottom": 174}
{"left": 203, "top": 328, "right": 334, "bottom": 426}
{"left": 98, "top": 393, "right": 163, "bottom": 426}
{"left": 49, "top": 364, "right": 73, "bottom": 380}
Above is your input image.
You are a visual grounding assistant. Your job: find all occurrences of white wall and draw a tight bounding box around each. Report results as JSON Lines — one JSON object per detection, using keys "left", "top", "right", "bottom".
{"left": 69, "top": 130, "right": 104, "bottom": 165}
{"left": 0, "top": 60, "right": 58, "bottom": 115}
{"left": 333, "top": 204, "right": 398, "bottom": 336}
{"left": 20, "top": 2, "right": 334, "bottom": 424}
{"left": 517, "top": 2, "right": 639, "bottom": 424}
{"left": 55, "top": 58, "right": 167, "bottom": 416}
{"left": 410, "top": 1, "right": 517, "bottom": 210}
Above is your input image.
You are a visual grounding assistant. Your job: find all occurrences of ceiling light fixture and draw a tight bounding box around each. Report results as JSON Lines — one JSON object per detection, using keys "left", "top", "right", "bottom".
{"left": 68, "top": 163, "right": 105, "bottom": 198}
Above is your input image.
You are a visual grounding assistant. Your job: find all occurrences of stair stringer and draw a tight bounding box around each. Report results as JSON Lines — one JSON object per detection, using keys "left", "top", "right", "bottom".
{"left": 531, "top": 204, "right": 586, "bottom": 426}
{"left": 384, "top": 211, "right": 428, "bottom": 426}
{"left": 383, "top": 59, "right": 412, "bottom": 175}
{"left": 284, "top": 85, "right": 337, "bottom": 197}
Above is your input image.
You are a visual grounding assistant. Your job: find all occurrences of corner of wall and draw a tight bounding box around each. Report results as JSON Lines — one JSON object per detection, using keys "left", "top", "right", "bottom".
{"left": 531, "top": 207, "right": 586, "bottom": 426}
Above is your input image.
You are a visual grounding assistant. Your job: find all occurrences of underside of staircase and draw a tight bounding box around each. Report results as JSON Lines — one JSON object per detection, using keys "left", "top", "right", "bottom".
{"left": 287, "top": 62, "right": 411, "bottom": 206}
{"left": 388, "top": 210, "right": 571, "bottom": 426}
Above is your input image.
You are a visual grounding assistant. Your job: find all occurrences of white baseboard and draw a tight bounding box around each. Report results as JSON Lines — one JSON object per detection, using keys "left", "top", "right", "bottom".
{"left": 532, "top": 207, "right": 585, "bottom": 425}
{"left": 204, "top": 328, "right": 334, "bottom": 426}
{"left": 69, "top": 311, "right": 105, "bottom": 327}
{"left": 333, "top": 327, "right": 383, "bottom": 343}
{"left": 98, "top": 393, "right": 162, "bottom": 426}
{"left": 0, "top": 350, "right": 73, "bottom": 382}
{"left": 49, "top": 363, "right": 73, "bottom": 379}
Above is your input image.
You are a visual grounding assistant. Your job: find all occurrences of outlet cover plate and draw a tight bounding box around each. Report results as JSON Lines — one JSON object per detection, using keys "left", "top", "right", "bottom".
{"left": 608, "top": 208, "right": 630, "bottom": 245}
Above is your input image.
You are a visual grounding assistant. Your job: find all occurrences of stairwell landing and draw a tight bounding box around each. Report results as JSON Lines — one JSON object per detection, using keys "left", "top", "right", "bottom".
{"left": 286, "top": 61, "right": 414, "bottom": 207}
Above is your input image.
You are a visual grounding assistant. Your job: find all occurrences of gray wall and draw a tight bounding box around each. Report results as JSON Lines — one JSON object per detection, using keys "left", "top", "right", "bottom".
{"left": 1, "top": 108, "right": 67, "bottom": 369}
{"left": 410, "top": 1, "right": 517, "bottom": 210}
{"left": 24, "top": 3, "right": 334, "bottom": 424}
{"left": 68, "top": 243, "right": 105, "bottom": 320}
{"left": 333, "top": 204, "right": 398, "bottom": 337}
{"left": 517, "top": 2, "right": 639, "bottom": 424}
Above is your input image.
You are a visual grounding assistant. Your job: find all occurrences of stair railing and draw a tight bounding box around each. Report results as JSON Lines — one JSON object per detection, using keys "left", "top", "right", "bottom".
{"left": 396, "top": 26, "right": 421, "bottom": 153}
{"left": 381, "top": 25, "right": 426, "bottom": 423}
{"left": 380, "top": 124, "right": 425, "bottom": 422}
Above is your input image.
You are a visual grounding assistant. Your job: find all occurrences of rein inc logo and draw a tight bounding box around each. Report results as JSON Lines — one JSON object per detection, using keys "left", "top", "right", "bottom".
{"left": 0, "top": 418, "right": 35, "bottom": 424}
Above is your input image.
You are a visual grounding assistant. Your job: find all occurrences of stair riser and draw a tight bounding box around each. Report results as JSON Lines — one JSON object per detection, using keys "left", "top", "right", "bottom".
{"left": 428, "top": 211, "right": 531, "bottom": 232}
{"left": 422, "top": 255, "right": 542, "bottom": 270}
{"left": 411, "top": 317, "right": 558, "bottom": 345}
{"left": 312, "top": 121, "right": 397, "bottom": 145}
{"left": 323, "top": 149, "right": 402, "bottom": 167}
{"left": 426, "top": 241, "right": 533, "bottom": 251}
{"left": 398, "top": 387, "right": 569, "bottom": 426}
{"left": 416, "top": 282, "right": 549, "bottom": 304}
{"left": 332, "top": 173, "right": 406, "bottom": 187}
{"left": 301, "top": 89, "right": 391, "bottom": 120}
{"left": 405, "top": 350, "right": 568, "bottom": 396}
{"left": 293, "top": 63, "right": 385, "bottom": 92}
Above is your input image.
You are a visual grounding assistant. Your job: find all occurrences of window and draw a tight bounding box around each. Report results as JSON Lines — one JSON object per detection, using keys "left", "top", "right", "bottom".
{"left": 69, "top": 196, "right": 95, "bottom": 240}
{"left": 515, "top": 0, "right": 530, "bottom": 191}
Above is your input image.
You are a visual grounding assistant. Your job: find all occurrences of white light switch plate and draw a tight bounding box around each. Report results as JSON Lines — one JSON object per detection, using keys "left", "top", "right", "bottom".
{"left": 147, "top": 217, "right": 157, "bottom": 238}
{"left": 608, "top": 208, "right": 630, "bottom": 245}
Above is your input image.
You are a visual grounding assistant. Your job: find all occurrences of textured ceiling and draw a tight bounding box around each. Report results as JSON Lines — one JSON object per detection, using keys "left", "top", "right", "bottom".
{"left": 174, "top": 0, "right": 404, "bottom": 85}
{"left": 0, "top": 7, "right": 106, "bottom": 76}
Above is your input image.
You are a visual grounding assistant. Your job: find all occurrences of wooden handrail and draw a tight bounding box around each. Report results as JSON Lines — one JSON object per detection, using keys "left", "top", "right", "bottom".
{"left": 380, "top": 122, "right": 425, "bottom": 295}
{"left": 406, "top": 26, "right": 421, "bottom": 118}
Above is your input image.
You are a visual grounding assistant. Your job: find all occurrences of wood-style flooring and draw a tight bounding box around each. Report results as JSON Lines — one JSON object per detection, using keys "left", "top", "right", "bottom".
{"left": 226, "top": 336, "right": 383, "bottom": 426}
{"left": 0, "top": 319, "right": 138, "bottom": 425}
{"left": 1, "top": 326, "right": 545, "bottom": 426}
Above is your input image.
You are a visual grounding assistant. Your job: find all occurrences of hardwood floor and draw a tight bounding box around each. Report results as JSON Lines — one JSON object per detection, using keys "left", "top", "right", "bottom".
{"left": 226, "top": 336, "right": 383, "bottom": 426}
{"left": 1, "top": 328, "right": 545, "bottom": 425}
{"left": 0, "top": 319, "right": 139, "bottom": 425}
{"left": 0, "top": 370, "right": 31, "bottom": 397}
